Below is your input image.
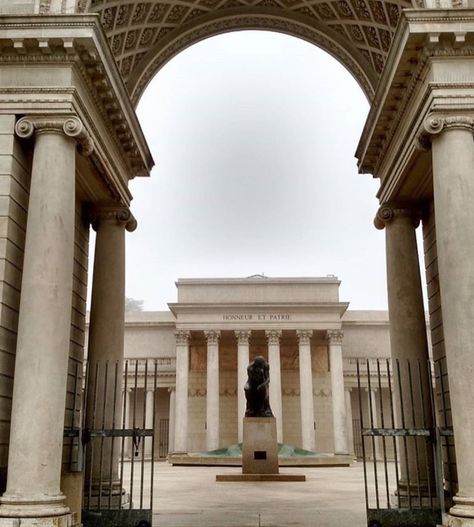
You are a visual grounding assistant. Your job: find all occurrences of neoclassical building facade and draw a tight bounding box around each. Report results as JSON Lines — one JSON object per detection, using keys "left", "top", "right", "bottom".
{"left": 0, "top": 1, "right": 473, "bottom": 527}
{"left": 120, "top": 276, "right": 393, "bottom": 459}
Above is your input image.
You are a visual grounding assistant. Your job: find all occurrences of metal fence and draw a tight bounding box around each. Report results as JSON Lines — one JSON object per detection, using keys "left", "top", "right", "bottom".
{"left": 65, "top": 359, "right": 159, "bottom": 527}
{"left": 357, "top": 358, "right": 453, "bottom": 527}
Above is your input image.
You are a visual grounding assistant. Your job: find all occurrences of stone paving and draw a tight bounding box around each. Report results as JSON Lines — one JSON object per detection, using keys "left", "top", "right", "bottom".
{"left": 123, "top": 461, "right": 381, "bottom": 527}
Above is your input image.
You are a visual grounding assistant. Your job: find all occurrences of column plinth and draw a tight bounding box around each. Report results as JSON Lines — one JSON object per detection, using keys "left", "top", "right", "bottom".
{"left": 296, "top": 330, "right": 315, "bottom": 451}
{"left": 174, "top": 331, "right": 190, "bottom": 453}
{"left": 235, "top": 330, "right": 251, "bottom": 443}
{"left": 0, "top": 116, "right": 91, "bottom": 520}
{"left": 266, "top": 330, "right": 283, "bottom": 443}
{"left": 423, "top": 115, "right": 474, "bottom": 522}
{"left": 327, "top": 330, "right": 348, "bottom": 455}
{"left": 205, "top": 330, "right": 220, "bottom": 451}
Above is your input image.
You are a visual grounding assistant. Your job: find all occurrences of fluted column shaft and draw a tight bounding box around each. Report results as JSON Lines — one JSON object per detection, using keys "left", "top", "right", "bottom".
{"left": 424, "top": 115, "right": 474, "bottom": 520}
{"left": 174, "top": 331, "right": 190, "bottom": 453}
{"left": 327, "top": 330, "right": 348, "bottom": 455}
{"left": 0, "top": 116, "right": 91, "bottom": 518}
{"left": 297, "top": 330, "right": 315, "bottom": 451}
{"left": 205, "top": 330, "right": 220, "bottom": 451}
{"left": 375, "top": 203, "right": 434, "bottom": 494}
{"left": 235, "top": 330, "right": 251, "bottom": 443}
{"left": 266, "top": 330, "right": 283, "bottom": 443}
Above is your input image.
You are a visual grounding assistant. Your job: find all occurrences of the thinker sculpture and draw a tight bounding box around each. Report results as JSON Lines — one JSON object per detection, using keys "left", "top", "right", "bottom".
{"left": 244, "top": 356, "right": 273, "bottom": 417}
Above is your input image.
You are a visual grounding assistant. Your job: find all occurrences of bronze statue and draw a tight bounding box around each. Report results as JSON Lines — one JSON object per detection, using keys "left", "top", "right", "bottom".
{"left": 244, "top": 356, "right": 273, "bottom": 417}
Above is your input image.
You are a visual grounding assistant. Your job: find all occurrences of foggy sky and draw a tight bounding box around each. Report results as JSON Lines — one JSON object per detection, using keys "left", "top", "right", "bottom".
{"left": 125, "top": 31, "right": 392, "bottom": 311}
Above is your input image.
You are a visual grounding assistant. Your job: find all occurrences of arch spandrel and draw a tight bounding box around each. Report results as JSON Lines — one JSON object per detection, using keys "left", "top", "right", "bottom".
{"left": 84, "top": 0, "right": 414, "bottom": 104}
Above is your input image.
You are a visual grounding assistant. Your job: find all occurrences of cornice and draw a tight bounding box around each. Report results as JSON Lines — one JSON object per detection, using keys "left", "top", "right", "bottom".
{"left": 0, "top": 15, "right": 154, "bottom": 181}
{"left": 357, "top": 8, "right": 474, "bottom": 178}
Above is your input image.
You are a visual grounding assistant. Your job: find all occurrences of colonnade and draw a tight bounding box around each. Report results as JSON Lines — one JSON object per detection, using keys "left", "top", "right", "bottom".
{"left": 172, "top": 328, "right": 349, "bottom": 454}
{"left": 0, "top": 115, "right": 136, "bottom": 520}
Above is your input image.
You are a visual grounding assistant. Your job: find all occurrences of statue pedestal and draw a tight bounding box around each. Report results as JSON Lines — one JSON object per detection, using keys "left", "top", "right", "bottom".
{"left": 216, "top": 417, "right": 306, "bottom": 481}
{"left": 242, "top": 417, "right": 278, "bottom": 474}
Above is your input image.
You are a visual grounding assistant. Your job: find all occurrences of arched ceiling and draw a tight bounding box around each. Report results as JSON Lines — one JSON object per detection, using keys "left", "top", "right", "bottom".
{"left": 85, "top": 0, "right": 414, "bottom": 104}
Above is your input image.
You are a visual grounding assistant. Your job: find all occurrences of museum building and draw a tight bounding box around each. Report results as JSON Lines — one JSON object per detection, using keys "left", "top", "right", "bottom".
{"left": 119, "top": 276, "right": 395, "bottom": 458}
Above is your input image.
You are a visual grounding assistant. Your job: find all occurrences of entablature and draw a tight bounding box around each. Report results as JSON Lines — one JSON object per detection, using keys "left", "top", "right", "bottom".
{"left": 357, "top": 8, "right": 474, "bottom": 203}
{"left": 0, "top": 14, "right": 154, "bottom": 204}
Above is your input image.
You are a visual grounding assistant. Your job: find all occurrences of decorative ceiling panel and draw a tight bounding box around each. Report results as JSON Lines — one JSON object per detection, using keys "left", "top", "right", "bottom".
{"left": 84, "top": 0, "right": 414, "bottom": 103}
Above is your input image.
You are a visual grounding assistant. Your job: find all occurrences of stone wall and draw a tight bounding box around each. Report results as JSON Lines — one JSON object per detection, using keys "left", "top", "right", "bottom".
{"left": 423, "top": 201, "right": 458, "bottom": 492}
{"left": 0, "top": 115, "right": 30, "bottom": 491}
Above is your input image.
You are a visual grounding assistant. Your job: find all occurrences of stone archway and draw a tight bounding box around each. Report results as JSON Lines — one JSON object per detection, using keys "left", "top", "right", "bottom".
{"left": 0, "top": 1, "right": 474, "bottom": 527}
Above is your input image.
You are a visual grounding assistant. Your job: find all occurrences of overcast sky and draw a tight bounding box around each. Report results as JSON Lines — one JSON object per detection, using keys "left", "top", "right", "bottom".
{"left": 124, "top": 30, "right": 391, "bottom": 311}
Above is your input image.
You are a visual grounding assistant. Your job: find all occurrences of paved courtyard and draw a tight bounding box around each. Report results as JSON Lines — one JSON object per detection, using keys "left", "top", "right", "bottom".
{"left": 124, "top": 461, "right": 376, "bottom": 527}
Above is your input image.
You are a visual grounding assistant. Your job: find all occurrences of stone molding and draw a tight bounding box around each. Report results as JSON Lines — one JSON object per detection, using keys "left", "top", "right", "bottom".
{"left": 416, "top": 114, "right": 474, "bottom": 151}
{"left": 374, "top": 203, "right": 422, "bottom": 230}
{"left": 234, "top": 330, "right": 251, "bottom": 344}
{"left": 87, "top": 205, "right": 137, "bottom": 233}
{"left": 296, "top": 329, "right": 313, "bottom": 345}
{"left": 204, "top": 330, "right": 220, "bottom": 345}
{"left": 265, "top": 329, "right": 282, "bottom": 345}
{"left": 15, "top": 115, "right": 94, "bottom": 156}
{"left": 327, "top": 329, "right": 344, "bottom": 345}
{"left": 175, "top": 330, "right": 190, "bottom": 345}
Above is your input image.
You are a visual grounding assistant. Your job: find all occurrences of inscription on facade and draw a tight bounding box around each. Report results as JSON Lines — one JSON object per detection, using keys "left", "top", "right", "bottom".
{"left": 222, "top": 313, "right": 291, "bottom": 321}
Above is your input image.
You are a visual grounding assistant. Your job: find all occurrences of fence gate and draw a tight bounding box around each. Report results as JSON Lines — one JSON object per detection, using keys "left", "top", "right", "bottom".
{"left": 65, "top": 359, "right": 158, "bottom": 527}
{"left": 356, "top": 358, "right": 453, "bottom": 527}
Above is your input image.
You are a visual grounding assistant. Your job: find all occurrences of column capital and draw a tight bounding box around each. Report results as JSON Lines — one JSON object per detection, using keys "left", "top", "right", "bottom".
{"left": 327, "top": 329, "right": 344, "bottom": 345}
{"left": 374, "top": 203, "right": 422, "bottom": 230}
{"left": 204, "top": 330, "right": 220, "bottom": 344}
{"left": 15, "top": 115, "right": 94, "bottom": 156}
{"left": 265, "top": 329, "right": 282, "bottom": 345}
{"left": 296, "top": 329, "right": 313, "bottom": 345}
{"left": 175, "top": 330, "right": 191, "bottom": 345}
{"left": 235, "top": 329, "right": 251, "bottom": 344}
{"left": 86, "top": 205, "right": 137, "bottom": 232}
{"left": 416, "top": 114, "right": 474, "bottom": 151}
{"left": 168, "top": 386, "right": 176, "bottom": 393}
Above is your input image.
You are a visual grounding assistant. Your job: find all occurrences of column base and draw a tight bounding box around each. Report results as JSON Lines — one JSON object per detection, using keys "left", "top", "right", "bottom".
{"left": 0, "top": 513, "right": 76, "bottom": 527}
{"left": 0, "top": 494, "right": 69, "bottom": 518}
{"left": 443, "top": 513, "right": 474, "bottom": 526}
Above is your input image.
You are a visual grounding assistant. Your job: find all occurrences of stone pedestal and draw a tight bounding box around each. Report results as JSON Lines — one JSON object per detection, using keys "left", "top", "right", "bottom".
{"left": 242, "top": 417, "right": 279, "bottom": 475}
{"left": 216, "top": 417, "right": 305, "bottom": 482}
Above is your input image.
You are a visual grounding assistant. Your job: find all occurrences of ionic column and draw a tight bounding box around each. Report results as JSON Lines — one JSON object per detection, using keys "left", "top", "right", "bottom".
{"left": 296, "top": 330, "right": 315, "bottom": 451}
{"left": 375, "top": 203, "right": 434, "bottom": 495}
{"left": 235, "top": 330, "right": 251, "bottom": 443}
{"left": 345, "top": 389, "right": 354, "bottom": 455}
{"left": 266, "top": 330, "right": 283, "bottom": 443}
{"left": 204, "top": 330, "right": 220, "bottom": 451}
{"left": 0, "top": 116, "right": 92, "bottom": 519}
{"left": 84, "top": 205, "right": 136, "bottom": 498}
{"left": 145, "top": 388, "right": 155, "bottom": 458}
{"left": 327, "top": 330, "right": 348, "bottom": 455}
{"left": 174, "top": 330, "right": 190, "bottom": 453}
{"left": 421, "top": 115, "right": 474, "bottom": 521}
{"left": 168, "top": 387, "right": 176, "bottom": 454}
